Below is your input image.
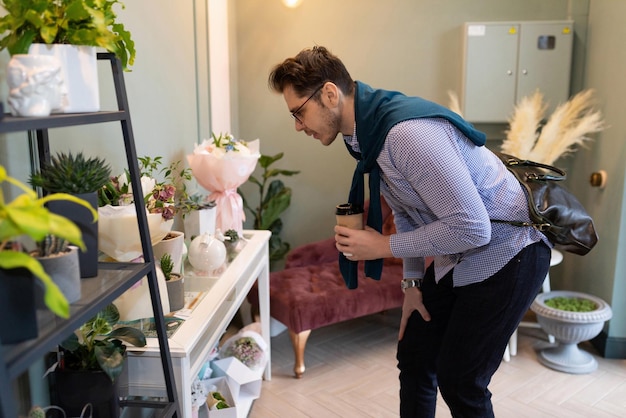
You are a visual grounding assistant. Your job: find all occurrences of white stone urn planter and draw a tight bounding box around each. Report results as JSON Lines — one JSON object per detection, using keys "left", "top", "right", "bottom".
{"left": 531, "top": 290, "right": 612, "bottom": 374}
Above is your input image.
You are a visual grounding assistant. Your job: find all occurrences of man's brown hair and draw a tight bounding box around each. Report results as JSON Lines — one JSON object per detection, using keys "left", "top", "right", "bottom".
{"left": 268, "top": 46, "right": 355, "bottom": 99}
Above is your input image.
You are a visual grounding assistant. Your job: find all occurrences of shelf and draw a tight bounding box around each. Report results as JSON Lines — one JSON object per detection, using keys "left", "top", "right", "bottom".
{"left": 2, "top": 262, "right": 152, "bottom": 380}
{"left": 0, "top": 110, "right": 128, "bottom": 133}
{"left": 0, "top": 52, "right": 179, "bottom": 417}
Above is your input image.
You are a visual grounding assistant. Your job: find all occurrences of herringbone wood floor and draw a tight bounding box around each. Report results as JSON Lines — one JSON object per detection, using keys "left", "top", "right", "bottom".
{"left": 249, "top": 308, "right": 626, "bottom": 417}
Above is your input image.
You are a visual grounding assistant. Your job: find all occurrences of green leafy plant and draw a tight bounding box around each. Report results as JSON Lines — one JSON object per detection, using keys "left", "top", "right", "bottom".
{"left": 0, "top": 0, "right": 136, "bottom": 70}
{"left": 0, "top": 165, "right": 96, "bottom": 318}
{"left": 29, "top": 151, "right": 112, "bottom": 194}
{"left": 138, "top": 155, "right": 193, "bottom": 211}
{"left": 240, "top": 153, "right": 299, "bottom": 267}
{"left": 59, "top": 303, "right": 146, "bottom": 382}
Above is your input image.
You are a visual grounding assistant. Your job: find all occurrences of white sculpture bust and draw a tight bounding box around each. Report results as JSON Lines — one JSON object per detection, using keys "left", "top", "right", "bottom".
{"left": 6, "top": 54, "right": 64, "bottom": 117}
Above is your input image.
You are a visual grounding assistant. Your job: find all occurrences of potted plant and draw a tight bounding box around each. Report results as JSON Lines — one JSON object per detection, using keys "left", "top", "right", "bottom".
{"left": 50, "top": 303, "right": 146, "bottom": 417}
{"left": 0, "top": 0, "right": 136, "bottom": 70}
{"left": 32, "top": 235, "right": 81, "bottom": 307}
{"left": 97, "top": 155, "right": 186, "bottom": 321}
{"left": 240, "top": 152, "right": 300, "bottom": 269}
{"left": 0, "top": 164, "right": 96, "bottom": 343}
{"left": 96, "top": 155, "right": 182, "bottom": 262}
{"left": 160, "top": 253, "right": 184, "bottom": 311}
{"left": 178, "top": 193, "right": 216, "bottom": 241}
{"left": 0, "top": 0, "right": 136, "bottom": 113}
{"left": 530, "top": 290, "right": 613, "bottom": 374}
{"left": 222, "top": 228, "right": 240, "bottom": 262}
{"left": 29, "top": 151, "right": 111, "bottom": 277}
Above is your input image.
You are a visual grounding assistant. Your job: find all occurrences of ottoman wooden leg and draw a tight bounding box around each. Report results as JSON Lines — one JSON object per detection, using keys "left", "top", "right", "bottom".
{"left": 289, "top": 329, "right": 311, "bottom": 378}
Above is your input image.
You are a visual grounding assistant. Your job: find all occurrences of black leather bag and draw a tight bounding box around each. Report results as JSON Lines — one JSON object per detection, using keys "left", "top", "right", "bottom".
{"left": 492, "top": 152, "right": 598, "bottom": 255}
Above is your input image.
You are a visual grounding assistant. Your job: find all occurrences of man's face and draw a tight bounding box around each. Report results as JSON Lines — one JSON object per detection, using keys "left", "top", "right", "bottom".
{"left": 283, "top": 84, "right": 341, "bottom": 146}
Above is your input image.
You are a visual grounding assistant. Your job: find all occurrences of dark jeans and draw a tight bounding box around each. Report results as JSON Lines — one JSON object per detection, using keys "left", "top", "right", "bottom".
{"left": 397, "top": 241, "right": 551, "bottom": 418}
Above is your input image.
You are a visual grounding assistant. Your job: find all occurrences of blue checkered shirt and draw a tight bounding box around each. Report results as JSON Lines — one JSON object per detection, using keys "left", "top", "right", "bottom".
{"left": 344, "top": 118, "right": 550, "bottom": 287}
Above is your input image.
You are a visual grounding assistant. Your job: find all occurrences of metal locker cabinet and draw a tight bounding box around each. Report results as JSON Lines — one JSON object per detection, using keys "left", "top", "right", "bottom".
{"left": 462, "top": 22, "right": 520, "bottom": 123}
{"left": 517, "top": 21, "right": 574, "bottom": 110}
{"left": 461, "top": 21, "right": 574, "bottom": 123}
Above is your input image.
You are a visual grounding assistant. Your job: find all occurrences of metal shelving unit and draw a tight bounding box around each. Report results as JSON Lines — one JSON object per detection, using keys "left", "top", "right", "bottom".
{"left": 0, "top": 53, "right": 180, "bottom": 417}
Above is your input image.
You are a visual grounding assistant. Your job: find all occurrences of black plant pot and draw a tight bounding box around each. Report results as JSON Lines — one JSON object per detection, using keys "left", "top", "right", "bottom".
{"left": 0, "top": 267, "right": 38, "bottom": 344}
{"left": 49, "top": 368, "right": 121, "bottom": 418}
{"left": 48, "top": 191, "right": 99, "bottom": 278}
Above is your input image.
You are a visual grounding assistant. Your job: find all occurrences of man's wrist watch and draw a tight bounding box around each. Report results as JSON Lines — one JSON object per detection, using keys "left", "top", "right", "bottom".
{"left": 401, "top": 278, "right": 423, "bottom": 293}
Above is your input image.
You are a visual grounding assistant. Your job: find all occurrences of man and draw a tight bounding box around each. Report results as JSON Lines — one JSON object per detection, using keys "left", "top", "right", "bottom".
{"left": 268, "top": 46, "right": 551, "bottom": 418}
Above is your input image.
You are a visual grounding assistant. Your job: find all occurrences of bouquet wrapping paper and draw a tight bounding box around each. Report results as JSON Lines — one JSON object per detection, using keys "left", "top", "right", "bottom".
{"left": 188, "top": 137, "right": 260, "bottom": 233}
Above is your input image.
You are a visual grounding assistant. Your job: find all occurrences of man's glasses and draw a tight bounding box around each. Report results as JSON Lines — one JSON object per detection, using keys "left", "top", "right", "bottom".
{"left": 291, "top": 84, "right": 324, "bottom": 124}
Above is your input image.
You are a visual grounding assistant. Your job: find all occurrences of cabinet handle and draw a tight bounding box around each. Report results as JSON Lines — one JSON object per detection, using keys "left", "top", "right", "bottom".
{"left": 522, "top": 69, "right": 528, "bottom": 75}
{"left": 506, "top": 70, "right": 513, "bottom": 76}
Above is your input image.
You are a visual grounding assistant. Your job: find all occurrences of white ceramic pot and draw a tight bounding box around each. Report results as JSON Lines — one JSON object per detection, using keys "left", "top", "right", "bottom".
{"left": 153, "top": 230, "right": 185, "bottom": 275}
{"left": 183, "top": 206, "right": 216, "bottom": 241}
{"left": 531, "top": 290, "right": 612, "bottom": 374}
{"left": 6, "top": 54, "right": 64, "bottom": 117}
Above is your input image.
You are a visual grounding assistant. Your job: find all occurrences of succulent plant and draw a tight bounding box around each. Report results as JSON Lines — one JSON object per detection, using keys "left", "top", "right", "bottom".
{"left": 32, "top": 234, "right": 69, "bottom": 257}
{"left": 29, "top": 151, "right": 112, "bottom": 194}
{"left": 160, "top": 253, "right": 174, "bottom": 281}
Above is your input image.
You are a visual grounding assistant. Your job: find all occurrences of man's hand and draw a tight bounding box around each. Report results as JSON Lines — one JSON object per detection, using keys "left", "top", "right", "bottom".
{"left": 398, "top": 287, "right": 431, "bottom": 340}
{"left": 334, "top": 225, "right": 392, "bottom": 260}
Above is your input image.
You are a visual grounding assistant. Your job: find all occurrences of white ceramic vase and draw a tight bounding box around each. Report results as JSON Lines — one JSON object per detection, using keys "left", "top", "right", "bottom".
{"left": 531, "top": 290, "right": 613, "bottom": 374}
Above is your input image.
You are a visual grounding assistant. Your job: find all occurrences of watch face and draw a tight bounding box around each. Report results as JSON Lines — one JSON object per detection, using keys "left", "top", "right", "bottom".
{"left": 401, "top": 280, "right": 415, "bottom": 289}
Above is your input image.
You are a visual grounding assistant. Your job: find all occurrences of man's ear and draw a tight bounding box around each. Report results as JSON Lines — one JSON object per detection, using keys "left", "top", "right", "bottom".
{"left": 322, "top": 82, "right": 341, "bottom": 108}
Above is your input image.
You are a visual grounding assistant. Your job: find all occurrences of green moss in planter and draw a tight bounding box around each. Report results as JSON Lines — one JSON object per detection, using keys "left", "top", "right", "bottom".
{"left": 544, "top": 296, "right": 597, "bottom": 312}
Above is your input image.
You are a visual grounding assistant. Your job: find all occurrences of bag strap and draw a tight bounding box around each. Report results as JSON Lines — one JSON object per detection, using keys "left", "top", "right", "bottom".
{"left": 498, "top": 153, "right": 567, "bottom": 181}
{"left": 491, "top": 152, "right": 564, "bottom": 231}
{"left": 491, "top": 218, "right": 552, "bottom": 231}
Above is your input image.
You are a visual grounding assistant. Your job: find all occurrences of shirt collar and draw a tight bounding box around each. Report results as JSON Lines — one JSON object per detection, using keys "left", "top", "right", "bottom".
{"left": 343, "top": 122, "right": 360, "bottom": 153}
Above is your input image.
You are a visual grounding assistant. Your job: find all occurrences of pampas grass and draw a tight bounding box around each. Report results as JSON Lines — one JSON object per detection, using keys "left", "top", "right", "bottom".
{"left": 447, "top": 89, "right": 605, "bottom": 165}
{"left": 501, "top": 91, "right": 547, "bottom": 160}
{"left": 501, "top": 89, "right": 605, "bottom": 165}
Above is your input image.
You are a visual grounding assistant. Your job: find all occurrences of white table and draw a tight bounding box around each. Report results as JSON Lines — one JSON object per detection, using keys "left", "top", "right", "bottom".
{"left": 120, "top": 230, "right": 272, "bottom": 418}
